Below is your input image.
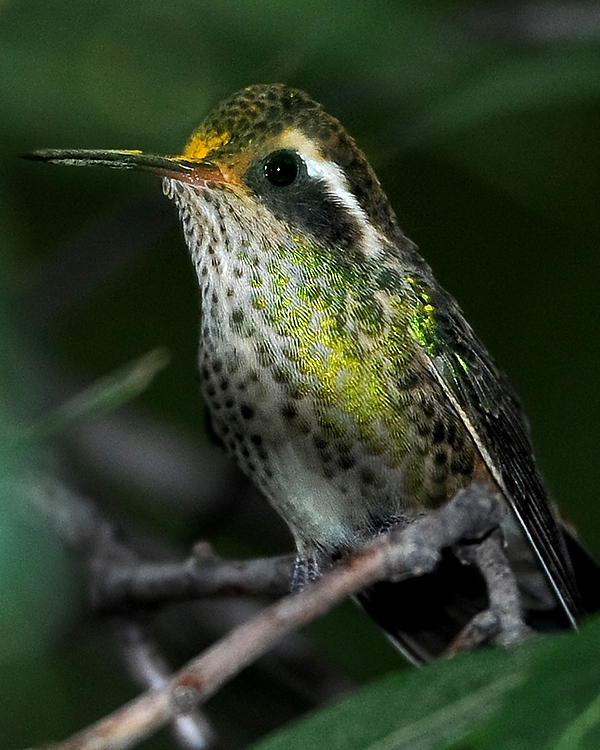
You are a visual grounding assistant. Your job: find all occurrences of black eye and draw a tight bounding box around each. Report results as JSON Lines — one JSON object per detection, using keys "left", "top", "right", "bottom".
{"left": 263, "top": 150, "right": 300, "bottom": 187}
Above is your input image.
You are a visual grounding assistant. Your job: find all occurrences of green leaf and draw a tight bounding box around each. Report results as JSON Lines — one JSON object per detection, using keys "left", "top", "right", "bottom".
{"left": 25, "top": 348, "right": 170, "bottom": 441}
{"left": 480, "top": 616, "right": 600, "bottom": 749}
{"left": 254, "top": 617, "right": 600, "bottom": 750}
{"left": 404, "top": 47, "right": 600, "bottom": 147}
{"left": 251, "top": 645, "right": 533, "bottom": 750}
{"left": 0, "top": 315, "right": 78, "bottom": 663}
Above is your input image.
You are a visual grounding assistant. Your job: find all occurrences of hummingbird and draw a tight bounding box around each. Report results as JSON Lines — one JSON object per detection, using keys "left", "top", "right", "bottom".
{"left": 27, "top": 84, "right": 600, "bottom": 663}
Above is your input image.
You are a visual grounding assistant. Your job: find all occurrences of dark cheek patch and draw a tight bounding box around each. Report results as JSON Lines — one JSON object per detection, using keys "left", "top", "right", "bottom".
{"left": 245, "top": 169, "right": 361, "bottom": 251}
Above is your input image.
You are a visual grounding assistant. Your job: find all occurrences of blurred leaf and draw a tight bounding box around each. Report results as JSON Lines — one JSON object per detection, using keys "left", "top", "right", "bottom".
{"left": 251, "top": 644, "right": 529, "bottom": 750}
{"left": 253, "top": 617, "right": 600, "bottom": 750}
{"left": 405, "top": 46, "right": 600, "bottom": 146}
{"left": 0, "top": 325, "right": 77, "bottom": 664}
{"left": 480, "top": 615, "right": 600, "bottom": 749}
{"left": 0, "top": 472, "right": 77, "bottom": 661}
{"left": 26, "top": 347, "right": 170, "bottom": 441}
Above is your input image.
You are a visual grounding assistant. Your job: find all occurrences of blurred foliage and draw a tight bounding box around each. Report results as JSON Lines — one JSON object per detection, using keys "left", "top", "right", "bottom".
{"left": 254, "top": 615, "right": 600, "bottom": 750}
{"left": 2, "top": 0, "right": 600, "bottom": 748}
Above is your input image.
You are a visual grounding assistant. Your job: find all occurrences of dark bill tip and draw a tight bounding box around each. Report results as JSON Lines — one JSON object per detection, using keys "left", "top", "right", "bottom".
{"left": 21, "top": 149, "right": 198, "bottom": 174}
{"left": 21, "top": 149, "right": 228, "bottom": 187}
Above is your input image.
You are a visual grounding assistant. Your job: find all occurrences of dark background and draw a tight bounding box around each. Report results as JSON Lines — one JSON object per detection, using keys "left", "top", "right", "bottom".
{"left": 2, "top": 1, "right": 600, "bottom": 748}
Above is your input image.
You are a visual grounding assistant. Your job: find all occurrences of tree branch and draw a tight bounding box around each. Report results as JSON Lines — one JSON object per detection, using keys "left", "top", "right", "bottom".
{"left": 92, "top": 546, "right": 295, "bottom": 611}
{"left": 36, "top": 483, "right": 506, "bottom": 750}
{"left": 113, "top": 618, "right": 220, "bottom": 750}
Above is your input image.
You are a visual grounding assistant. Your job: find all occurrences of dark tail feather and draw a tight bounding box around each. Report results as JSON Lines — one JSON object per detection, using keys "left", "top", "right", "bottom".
{"left": 564, "top": 530, "right": 600, "bottom": 616}
{"left": 356, "top": 549, "right": 488, "bottom": 665}
{"left": 357, "top": 530, "right": 600, "bottom": 665}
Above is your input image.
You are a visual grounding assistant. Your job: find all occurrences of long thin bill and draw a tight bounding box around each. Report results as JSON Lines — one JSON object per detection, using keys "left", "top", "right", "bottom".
{"left": 22, "top": 149, "right": 199, "bottom": 175}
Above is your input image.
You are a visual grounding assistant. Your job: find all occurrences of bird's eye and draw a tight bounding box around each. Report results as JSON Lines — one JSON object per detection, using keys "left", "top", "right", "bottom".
{"left": 263, "top": 150, "right": 301, "bottom": 187}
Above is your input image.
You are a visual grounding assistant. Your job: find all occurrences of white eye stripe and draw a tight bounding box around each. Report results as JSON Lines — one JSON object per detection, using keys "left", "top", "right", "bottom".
{"left": 304, "top": 157, "right": 366, "bottom": 222}
{"left": 304, "top": 156, "right": 384, "bottom": 259}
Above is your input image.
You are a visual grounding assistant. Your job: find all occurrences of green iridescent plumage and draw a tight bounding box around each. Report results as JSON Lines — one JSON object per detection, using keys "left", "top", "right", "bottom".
{"left": 164, "top": 84, "right": 582, "bottom": 621}
{"left": 28, "top": 82, "right": 599, "bottom": 662}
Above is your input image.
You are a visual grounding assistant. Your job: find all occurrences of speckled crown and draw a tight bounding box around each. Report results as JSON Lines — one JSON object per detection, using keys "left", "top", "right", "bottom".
{"left": 188, "top": 84, "right": 399, "bottom": 238}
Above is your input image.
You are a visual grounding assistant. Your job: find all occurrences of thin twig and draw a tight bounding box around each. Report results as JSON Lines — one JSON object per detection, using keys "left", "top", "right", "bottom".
{"left": 27, "top": 474, "right": 295, "bottom": 603}
{"left": 36, "top": 485, "right": 504, "bottom": 750}
{"left": 28, "top": 473, "right": 354, "bottom": 712}
{"left": 92, "top": 548, "right": 295, "bottom": 611}
{"left": 470, "top": 530, "right": 531, "bottom": 646}
{"left": 114, "top": 618, "right": 220, "bottom": 750}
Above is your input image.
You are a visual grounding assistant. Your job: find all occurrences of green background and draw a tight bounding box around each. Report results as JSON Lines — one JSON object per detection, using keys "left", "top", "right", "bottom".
{"left": 2, "top": 1, "right": 600, "bottom": 748}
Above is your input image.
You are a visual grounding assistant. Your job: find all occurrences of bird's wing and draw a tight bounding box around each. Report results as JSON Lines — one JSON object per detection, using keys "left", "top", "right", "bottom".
{"left": 409, "top": 270, "right": 583, "bottom": 624}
